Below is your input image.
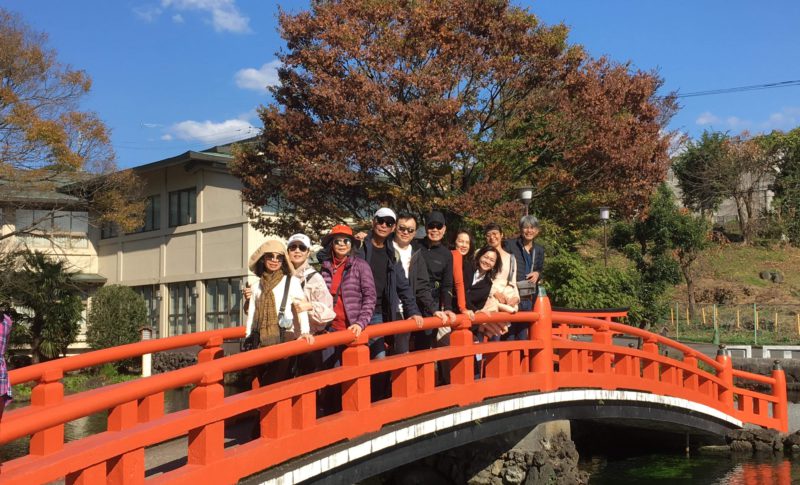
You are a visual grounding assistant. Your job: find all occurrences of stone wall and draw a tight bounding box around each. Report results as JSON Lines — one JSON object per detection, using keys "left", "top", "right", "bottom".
{"left": 391, "top": 421, "right": 588, "bottom": 485}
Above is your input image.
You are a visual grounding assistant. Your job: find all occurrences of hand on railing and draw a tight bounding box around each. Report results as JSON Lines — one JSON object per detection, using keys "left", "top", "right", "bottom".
{"left": 347, "top": 324, "right": 362, "bottom": 337}
{"left": 408, "top": 314, "right": 424, "bottom": 328}
{"left": 296, "top": 333, "right": 315, "bottom": 344}
{"left": 434, "top": 310, "right": 457, "bottom": 326}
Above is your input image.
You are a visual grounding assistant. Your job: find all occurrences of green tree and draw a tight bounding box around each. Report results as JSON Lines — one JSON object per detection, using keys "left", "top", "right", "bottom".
{"left": 86, "top": 285, "right": 147, "bottom": 370}
{"left": 673, "top": 131, "right": 773, "bottom": 244}
{"left": 672, "top": 131, "right": 728, "bottom": 216}
{"left": 544, "top": 246, "right": 646, "bottom": 324}
{"left": 86, "top": 285, "right": 146, "bottom": 350}
{"left": 764, "top": 127, "right": 800, "bottom": 245}
{"left": 610, "top": 184, "right": 687, "bottom": 327}
{"left": 8, "top": 251, "right": 84, "bottom": 363}
{"left": 232, "top": 0, "right": 675, "bottom": 236}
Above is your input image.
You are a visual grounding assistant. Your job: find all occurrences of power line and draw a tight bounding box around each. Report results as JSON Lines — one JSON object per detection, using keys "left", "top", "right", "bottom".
{"left": 672, "top": 79, "right": 800, "bottom": 99}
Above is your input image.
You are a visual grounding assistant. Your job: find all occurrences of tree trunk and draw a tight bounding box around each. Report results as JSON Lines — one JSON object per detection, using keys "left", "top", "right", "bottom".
{"left": 733, "top": 196, "right": 750, "bottom": 244}
{"left": 681, "top": 263, "right": 697, "bottom": 323}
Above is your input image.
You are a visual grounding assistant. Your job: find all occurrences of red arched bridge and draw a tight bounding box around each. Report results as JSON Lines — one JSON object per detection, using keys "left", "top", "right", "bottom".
{"left": 0, "top": 294, "right": 787, "bottom": 484}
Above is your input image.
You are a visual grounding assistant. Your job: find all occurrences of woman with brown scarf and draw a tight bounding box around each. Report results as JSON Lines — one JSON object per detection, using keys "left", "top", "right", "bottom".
{"left": 244, "top": 239, "right": 314, "bottom": 385}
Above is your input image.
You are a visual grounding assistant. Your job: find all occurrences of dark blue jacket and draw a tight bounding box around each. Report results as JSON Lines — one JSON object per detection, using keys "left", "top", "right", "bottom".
{"left": 505, "top": 238, "right": 544, "bottom": 281}
{"left": 354, "top": 233, "right": 421, "bottom": 321}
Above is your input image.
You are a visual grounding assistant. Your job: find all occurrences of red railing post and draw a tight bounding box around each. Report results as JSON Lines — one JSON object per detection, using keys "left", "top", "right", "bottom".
{"left": 106, "top": 400, "right": 144, "bottom": 484}
{"left": 641, "top": 338, "right": 659, "bottom": 381}
{"left": 188, "top": 369, "right": 225, "bottom": 467}
{"left": 715, "top": 346, "right": 734, "bottom": 409}
{"left": 342, "top": 334, "right": 371, "bottom": 411}
{"left": 531, "top": 289, "right": 554, "bottom": 391}
{"left": 772, "top": 360, "right": 789, "bottom": 432}
{"left": 197, "top": 336, "right": 224, "bottom": 363}
{"left": 683, "top": 355, "right": 699, "bottom": 391}
{"left": 592, "top": 324, "right": 613, "bottom": 379}
{"left": 29, "top": 369, "right": 64, "bottom": 456}
{"left": 450, "top": 316, "right": 474, "bottom": 385}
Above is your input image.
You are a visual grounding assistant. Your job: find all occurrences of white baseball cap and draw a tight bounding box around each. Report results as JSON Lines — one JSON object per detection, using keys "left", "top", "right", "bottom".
{"left": 374, "top": 207, "right": 397, "bottom": 220}
{"left": 287, "top": 233, "right": 311, "bottom": 248}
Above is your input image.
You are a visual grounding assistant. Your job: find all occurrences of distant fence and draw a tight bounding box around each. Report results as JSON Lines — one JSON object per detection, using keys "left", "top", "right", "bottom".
{"left": 665, "top": 303, "right": 800, "bottom": 345}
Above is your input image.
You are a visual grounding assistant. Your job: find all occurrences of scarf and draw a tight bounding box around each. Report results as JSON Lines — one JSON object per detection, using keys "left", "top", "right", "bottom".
{"left": 255, "top": 270, "right": 285, "bottom": 347}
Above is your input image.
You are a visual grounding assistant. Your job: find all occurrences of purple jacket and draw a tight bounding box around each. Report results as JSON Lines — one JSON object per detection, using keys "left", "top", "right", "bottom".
{"left": 321, "top": 256, "right": 376, "bottom": 329}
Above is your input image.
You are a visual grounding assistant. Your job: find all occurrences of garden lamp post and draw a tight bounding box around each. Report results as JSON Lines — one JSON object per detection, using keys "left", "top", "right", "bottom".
{"left": 519, "top": 186, "right": 533, "bottom": 216}
{"left": 140, "top": 326, "right": 153, "bottom": 378}
{"left": 599, "top": 207, "right": 610, "bottom": 267}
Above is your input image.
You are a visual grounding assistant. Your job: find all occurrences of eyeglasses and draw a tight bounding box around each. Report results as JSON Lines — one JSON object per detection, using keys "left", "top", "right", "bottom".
{"left": 263, "top": 252, "right": 284, "bottom": 261}
{"left": 288, "top": 243, "right": 308, "bottom": 252}
{"left": 375, "top": 216, "right": 396, "bottom": 227}
{"left": 396, "top": 225, "right": 416, "bottom": 234}
{"left": 426, "top": 222, "right": 444, "bottom": 230}
{"left": 333, "top": 238, "right": 352, "bottom": 246}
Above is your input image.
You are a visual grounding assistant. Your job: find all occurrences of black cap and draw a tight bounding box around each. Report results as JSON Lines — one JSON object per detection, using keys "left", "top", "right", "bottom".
{"left": 426, "top": 211, "right": 446, "bottom": 226}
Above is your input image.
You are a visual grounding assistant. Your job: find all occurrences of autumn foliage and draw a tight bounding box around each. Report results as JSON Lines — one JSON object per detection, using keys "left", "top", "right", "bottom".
{"left": 232, "top": 0, "right": 676, "bottom": 236}
{"left": 0, "top": 8, "right": 144, "bottom": 236}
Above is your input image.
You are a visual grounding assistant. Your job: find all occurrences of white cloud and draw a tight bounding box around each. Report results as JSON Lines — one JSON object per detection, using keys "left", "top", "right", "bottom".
{"left": 760, "top": 107, "right": 800, "bottom": 131}
{"left": 695, "top": 111, "right": 720, "bottom": 125}
{"left": 164, "top": 117, "right": 258, "bottom": 144}
{"left": 172, "top": 14, "right": 184, "bottom": 23}
{"left": 133, "top": 6, "right": 162, "bottom": 22}
{"left": 234, "top": 60, "right": 281, "bottom": 92}
{"left": 160, "top": 0, "right": 250, "bottom": 33}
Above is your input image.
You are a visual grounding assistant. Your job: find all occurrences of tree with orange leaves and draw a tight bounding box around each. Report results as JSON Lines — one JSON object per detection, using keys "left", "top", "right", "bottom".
{"left": 0, "top": 8, "right": 144, "bottom": 244}
{"left": 233, "top": 0, "right": 676, "bottom": 237}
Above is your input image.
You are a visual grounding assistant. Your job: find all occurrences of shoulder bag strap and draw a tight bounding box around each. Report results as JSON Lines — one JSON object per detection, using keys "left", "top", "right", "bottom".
{"left": 276, "top": 275, "right": 292, "bottom": 321}
{"left": 301, "top": 269, "right": 319, "bottom": 290}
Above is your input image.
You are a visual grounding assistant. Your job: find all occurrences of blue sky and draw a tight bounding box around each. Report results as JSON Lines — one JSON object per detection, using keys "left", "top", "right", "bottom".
{"left": 5, "top": 0, "right": 800, "bottom": 169}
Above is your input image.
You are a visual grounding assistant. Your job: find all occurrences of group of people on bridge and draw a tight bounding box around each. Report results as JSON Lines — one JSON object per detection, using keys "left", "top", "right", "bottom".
{"left": 241, "top": 208, "right": 545, "bottom": 398}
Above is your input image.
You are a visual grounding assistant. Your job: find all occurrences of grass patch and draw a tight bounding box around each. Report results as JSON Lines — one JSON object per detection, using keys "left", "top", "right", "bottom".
{"left": 11, "top": 364, "right": 139, "bottom": 403}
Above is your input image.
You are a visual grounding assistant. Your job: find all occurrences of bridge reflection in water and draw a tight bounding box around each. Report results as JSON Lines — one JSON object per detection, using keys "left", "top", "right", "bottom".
{"left": 0, "top": 294, "right": 788, "bottom": 484}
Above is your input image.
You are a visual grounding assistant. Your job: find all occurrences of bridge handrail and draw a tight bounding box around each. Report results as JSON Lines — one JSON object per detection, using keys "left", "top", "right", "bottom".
{"left": 0, "top": 315, "right": 457, "bottom": 444}
{"left": 551, "top": 314, "right": 723, "bottom": 371}
{"left": 552, "top": 314, "right": 780, "bottom": 401}
{"left": 1, "top": 309, "right": 769, "bottom": 445}
{"left": 9, "top": 327, "right": 245, "bottom": 385}
{"left": 0, "top": 300, "right": 787, "bottom": 484}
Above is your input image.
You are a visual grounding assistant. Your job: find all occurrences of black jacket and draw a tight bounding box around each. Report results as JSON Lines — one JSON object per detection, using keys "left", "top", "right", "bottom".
{"left": 415, "top": 239, "right": 453, "bottom": 311}
{"left": 354, "top": 232, "right": 421, "bottom": 321}
{"left": 462, "top": 257, "right": 493, "bottom": 311}
{"left": 406, "top": 247, "right": 437, "bottom": 317}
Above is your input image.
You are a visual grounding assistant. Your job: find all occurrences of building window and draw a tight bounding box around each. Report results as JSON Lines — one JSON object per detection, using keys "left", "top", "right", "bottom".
{"left": 169, "top": 188, "right": 197, "bottom": 227}
{"left": 101, "top": 222, "right": 118, "bottom": 239}
{"left": 168, "top": 282, "right": 196, "bottom": 336}
{"left": 16, "top": 209, "right": 89, "bottom": 248}
{"left": 132, "top": 285, "right": 160, "bottom": 338}
{"left": 130, "top": 195, "right": 161, "bottom": 233}
{"left": 205, "top": 278, "right": 243, "bottom": 330}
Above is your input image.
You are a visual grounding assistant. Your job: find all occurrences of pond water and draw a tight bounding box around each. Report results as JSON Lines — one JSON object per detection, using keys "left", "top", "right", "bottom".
{"left": 584, "top": 452, "right": 797, "bottom": 484}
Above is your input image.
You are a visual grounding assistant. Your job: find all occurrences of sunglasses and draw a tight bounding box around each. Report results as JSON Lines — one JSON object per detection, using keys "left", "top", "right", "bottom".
{"left": 396, "top": 225, "right": 416, "bottom": 234}
{"left": 333, "top": 238, "right": 352, "bottom": 246}
{"left": 375, "top": 216, "right": 396, "bottom": 227}
{"left": 287, "top": 243, "right": 308, "bottom": 252}
{"left": 427, "top": 222, "right": 444, "bottom": 230}
{"left": 263, "top": 252, "right": 284, "bottom": 261}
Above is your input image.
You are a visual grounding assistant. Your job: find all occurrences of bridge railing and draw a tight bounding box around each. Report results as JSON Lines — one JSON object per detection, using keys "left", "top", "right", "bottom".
{"left": 549, "top": 314, "right": 787, "bottom": 432}
{"left": 0, "top": 295, "right": 787, "bottom": 484}
{"left": 6, "top": 327, "right": 244, "bottom": 457}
